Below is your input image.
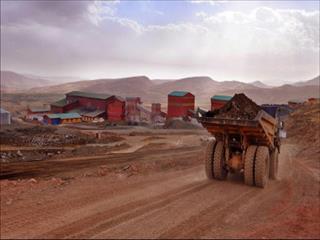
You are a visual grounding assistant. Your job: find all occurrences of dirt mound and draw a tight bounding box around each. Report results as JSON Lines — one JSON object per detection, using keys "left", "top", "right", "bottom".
{"left": 285, "top": 103, "right": 320, "bottom": 163}
{"left": 214, "top": 93, "right": 262, "bottom": 120}
{"left": 286, "top": 103, "right": 320, "bottom": 145}
{"left": 164, "top": 118, "right": 202, "bottom": 129}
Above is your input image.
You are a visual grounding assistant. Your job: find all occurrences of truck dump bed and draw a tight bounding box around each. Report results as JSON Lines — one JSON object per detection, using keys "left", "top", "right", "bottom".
{"left": 199, "top": 110, "right": 277, "bottom": 148}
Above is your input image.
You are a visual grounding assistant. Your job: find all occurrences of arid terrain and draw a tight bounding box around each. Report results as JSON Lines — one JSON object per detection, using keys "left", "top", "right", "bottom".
{"left": 1, "top": 71, "right": 319, "bottom": 108}
{"left": 1, "top": 1, "right": 319, "bottom": 238}
{"left": 1, "top": 103, "right": 319, "bottom": 239}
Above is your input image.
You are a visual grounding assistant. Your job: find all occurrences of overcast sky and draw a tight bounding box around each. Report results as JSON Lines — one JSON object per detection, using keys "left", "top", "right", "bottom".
{"left": 1, "top": 0, "right": 319, "bottom": 84}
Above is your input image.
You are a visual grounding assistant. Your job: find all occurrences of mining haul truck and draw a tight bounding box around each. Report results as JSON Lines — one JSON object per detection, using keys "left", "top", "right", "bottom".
{"left": 198, "top": 96, "right": 285, "bottom": 188}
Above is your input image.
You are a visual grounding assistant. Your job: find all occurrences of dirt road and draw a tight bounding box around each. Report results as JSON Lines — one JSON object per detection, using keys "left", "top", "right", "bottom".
{"left": 1, "top": 142, "right": 319, "bottom": 239}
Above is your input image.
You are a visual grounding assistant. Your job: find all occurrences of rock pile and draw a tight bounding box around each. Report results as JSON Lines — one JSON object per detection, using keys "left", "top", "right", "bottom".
{"left": 212, "top": 93, "right": 262, "bottom": 120}
{"left": 0, "top": 130, "right": 94, "bottom": 147}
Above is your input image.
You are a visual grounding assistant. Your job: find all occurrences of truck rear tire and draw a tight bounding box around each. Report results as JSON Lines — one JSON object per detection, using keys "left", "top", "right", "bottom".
{"left": 213, "top": 141, "right": 228, "bottom": 180}
{"left": 205, "top": 140, "right": 216, "bottom": 179}
{"left": 269, "top": 149, "right": 279, "bottom": 180}
{"left": 244, "top": 145, "right": 257, "bottom": 186}
{"left": 255, "top": 146, "right": 270, "bottom": 188}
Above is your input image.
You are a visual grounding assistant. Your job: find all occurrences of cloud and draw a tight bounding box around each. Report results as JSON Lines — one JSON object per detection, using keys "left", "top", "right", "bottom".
{"left": 1, "top": 1, "right": 319, "bottom": 82}
{"left": 190, "top": 0, "right": 229, "bottom": 6}
{"left": 0, "top": 0, "right": 119, "bottom": 27}
{"left": 196, "top": 7, "right": 319, "bottom": 53}
{"left": 1, "top": 1, "right": 92, "bottom": 27}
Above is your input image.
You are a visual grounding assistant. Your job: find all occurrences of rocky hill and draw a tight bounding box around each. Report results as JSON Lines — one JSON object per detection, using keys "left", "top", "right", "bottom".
{"left": 285, "top": 102, "right": 320, "bottom": 163}
{"left": 293, "top": 76, "right": 319, "bottom": 87}
{"left": 0, "top": 71, "right": 54, "bottom": 92}
{"left": 2, "top": 71, "right": 319, "bottom": 106}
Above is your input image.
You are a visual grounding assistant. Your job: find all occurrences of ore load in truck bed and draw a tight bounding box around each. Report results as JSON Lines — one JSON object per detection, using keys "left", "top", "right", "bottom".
{"left": 206, "top": 93, "right": 262, "bottom": 120}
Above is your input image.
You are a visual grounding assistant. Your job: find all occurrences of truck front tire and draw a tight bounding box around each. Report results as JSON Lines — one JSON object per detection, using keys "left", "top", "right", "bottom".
{"left": 213, "top": 141, "right": 228, "bottom": 180}
{"left": 205, "top": 140, "right": 216, "bottom": 179}
{"left": 255, "top": 146, "right": 270, "bottom": 188}
{"left": 244, "top": 145, "right": 257, "bottom": 186}
{"left": 269, "top": 149, "right": 279, "bottom": 180}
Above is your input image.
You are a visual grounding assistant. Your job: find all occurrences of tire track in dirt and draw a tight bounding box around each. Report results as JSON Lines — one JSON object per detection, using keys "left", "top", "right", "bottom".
{"left": 217, "top": 144, "right": 319, "bottom": 238}
{"left": 1, "top": 147, "right": 200, "bottom": 179}
{"left": 243, "top": 157, "right": 320, "bottom": 238}
{"left": 158, "top": 145, "right": 297, "bottom": 238}
{"left": 159, "top": 187, "right": 258, "bottom": 238}
{"left": 220, "top": 145, "right": 297, "bottom": 238}
{"left": 1, "top": 166, "right": 202, "bottom": 238}
{"left": 203, "top": 181, "right": 292, "bottom": 238}
{"left": 92, "top": 177, "right": 249, "bottom": 238}
{"left": 39, "top": 181, "right": 211, "bottom": 239}
{"left": 3, "top": 142, "right": 317, "bottom": 239}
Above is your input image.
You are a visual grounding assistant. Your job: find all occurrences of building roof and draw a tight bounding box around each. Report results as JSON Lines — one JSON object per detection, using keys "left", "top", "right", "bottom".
{"left": 28, "top": 106, "right": 51, "bottom": 113}
{"left": 51, "top": 98, "right": 69, "bottom": 107}
{"left": 67, "top": 91, "right": 112, "bottom": 100}
{"left": 45, "top": 113, "right": 81, "bottom": 119}
{"left": 168, "top": 91, "right": 192, "bottom": 97}
{"left": 0, "top": 108, "right": 10, "bottom": 114}
{"left": 211, "top": 95, "right": 232, "bottom": 101}
{"left": 110, "top": 95, "right": 125, "bottom": 102}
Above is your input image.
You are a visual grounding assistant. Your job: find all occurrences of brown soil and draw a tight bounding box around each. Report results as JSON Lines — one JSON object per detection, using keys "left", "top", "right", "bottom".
{"left": 0, "top": 105, "right": 319, "bottom": 239}
{"left": 285, "top": 103, "right": 320, "bottom": 146}
{"left": 284, "top": 102, "right": 320, "bottom": 171}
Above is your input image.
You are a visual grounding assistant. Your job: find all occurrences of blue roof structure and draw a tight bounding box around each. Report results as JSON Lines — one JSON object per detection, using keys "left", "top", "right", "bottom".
{"left": 46, "top": 113, "right": 81, "bottom": 119}
{"left": 211, "top": 95, "right": 232, "bottom": 101}
{"left": 169, "top": 91, "right": 191, "bottom": 97}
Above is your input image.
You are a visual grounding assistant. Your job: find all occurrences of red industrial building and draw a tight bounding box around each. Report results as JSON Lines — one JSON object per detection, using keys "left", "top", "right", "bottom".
{"left": 211, "top": 95, "right": 232, "bottom": 110}
{"left": 107, "top": 96, "right": 125, "bottom": 122}
{"left": 167, "top": 91, "right": 195, "bottom": 118}
{"left": 50, "top": 91, "right": 125, "bottom": 122}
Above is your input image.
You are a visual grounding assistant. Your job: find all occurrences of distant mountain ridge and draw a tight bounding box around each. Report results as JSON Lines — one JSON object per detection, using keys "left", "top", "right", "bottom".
{"left": 1, "top": 70, "right": 319, "bottom": 106}
{"left": 24, "top": 74, "right": 82, "bottom": 83}
{"left": 1, "top": 71, "right": 54, "bottom": 92}
{"left": 293, "top": 76, "right": 319, "bottom": 87}
{"left": 250, "top": 81, "right": 273, "bottom": 88}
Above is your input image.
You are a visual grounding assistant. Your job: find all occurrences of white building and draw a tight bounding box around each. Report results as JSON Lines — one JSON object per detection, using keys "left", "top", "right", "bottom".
{"left": 0, "top": 108, "right": 11, "bottom": 125}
